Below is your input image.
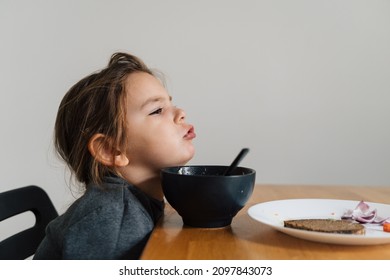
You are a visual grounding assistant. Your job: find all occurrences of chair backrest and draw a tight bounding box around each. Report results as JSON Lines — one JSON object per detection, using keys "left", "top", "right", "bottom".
{"left": 0, "top": 185, "right": 58, "bottom": 259}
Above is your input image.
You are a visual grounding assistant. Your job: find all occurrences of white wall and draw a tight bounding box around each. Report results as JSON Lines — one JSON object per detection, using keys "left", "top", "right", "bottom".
{"left": 1, "top": 0, "right": 390, "bottom": 236}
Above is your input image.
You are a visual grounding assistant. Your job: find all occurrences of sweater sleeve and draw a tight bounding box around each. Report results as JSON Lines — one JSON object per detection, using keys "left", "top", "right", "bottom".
{"left": 34, "top": 179, "right": 162, "bottom": 260}
{"left": 61, "top": 201, "right": 154, "bottom": 259}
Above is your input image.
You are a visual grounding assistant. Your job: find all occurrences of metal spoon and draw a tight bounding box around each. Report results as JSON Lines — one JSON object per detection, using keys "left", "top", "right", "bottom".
{"left": 224, "top": 148, "right": 250, "bottom": 176}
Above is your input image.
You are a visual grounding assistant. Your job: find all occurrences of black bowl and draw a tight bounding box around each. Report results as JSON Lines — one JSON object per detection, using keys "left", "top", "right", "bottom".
{"left": 161, "top": 165, "right": 256, "bottom": 228}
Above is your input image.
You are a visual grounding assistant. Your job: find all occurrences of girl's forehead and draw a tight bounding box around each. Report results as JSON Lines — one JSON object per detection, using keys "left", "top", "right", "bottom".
{"left": 124, "top": 72, "right": 170, "bottom": 104}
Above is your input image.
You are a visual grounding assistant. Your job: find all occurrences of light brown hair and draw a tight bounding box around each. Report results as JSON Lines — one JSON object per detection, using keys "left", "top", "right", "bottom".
{"left": 54, "top": 52, "right": 153, "bottom": 186}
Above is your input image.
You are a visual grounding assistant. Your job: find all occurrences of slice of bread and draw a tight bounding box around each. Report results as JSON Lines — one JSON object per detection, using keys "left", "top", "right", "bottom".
{"left": 284, "top": 219, "right": 365, "bottom": 235}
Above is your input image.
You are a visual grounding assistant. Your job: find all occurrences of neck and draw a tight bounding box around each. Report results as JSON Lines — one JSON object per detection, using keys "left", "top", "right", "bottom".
{"left": 119, "top": 166, "right": 164, "bottom": 201}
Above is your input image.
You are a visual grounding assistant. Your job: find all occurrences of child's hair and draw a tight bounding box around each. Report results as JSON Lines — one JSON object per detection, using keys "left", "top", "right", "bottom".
{"left": 54, "top": 52, "right": 153, "bottom": 186}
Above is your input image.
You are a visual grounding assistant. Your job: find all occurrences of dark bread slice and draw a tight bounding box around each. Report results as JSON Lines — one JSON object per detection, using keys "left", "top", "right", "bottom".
{"left": 284, "top": 219, "right": 365, "bottom": 235}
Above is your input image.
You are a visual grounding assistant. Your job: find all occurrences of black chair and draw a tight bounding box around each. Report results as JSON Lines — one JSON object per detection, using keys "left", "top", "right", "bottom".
{"left": 0, "top": 185, "right": 58, "bottom": 259}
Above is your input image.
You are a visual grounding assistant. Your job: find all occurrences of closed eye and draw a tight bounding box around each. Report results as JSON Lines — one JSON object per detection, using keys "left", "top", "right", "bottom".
{"left": 149, "top": 108, "right": 163, "bottom": 115}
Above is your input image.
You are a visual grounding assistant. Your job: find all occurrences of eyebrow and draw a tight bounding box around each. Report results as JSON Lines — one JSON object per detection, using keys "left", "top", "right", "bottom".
{"left": 141, "top": 95, "right": 172, "bottom": 109}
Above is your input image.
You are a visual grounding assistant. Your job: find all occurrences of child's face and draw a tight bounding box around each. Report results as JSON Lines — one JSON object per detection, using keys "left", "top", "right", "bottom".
{"left": 122, "top": 72, "right": 196, "bottom": 173}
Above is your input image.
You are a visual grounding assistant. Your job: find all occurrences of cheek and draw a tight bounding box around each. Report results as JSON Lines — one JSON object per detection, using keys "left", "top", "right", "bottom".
{"left": 126, "top": 124, "right": 166, "bottom": 153}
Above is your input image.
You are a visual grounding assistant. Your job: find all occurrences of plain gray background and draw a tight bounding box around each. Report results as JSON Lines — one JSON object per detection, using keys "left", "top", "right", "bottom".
{"left": 1, "top": 0, "right": 389, "bottom": 240}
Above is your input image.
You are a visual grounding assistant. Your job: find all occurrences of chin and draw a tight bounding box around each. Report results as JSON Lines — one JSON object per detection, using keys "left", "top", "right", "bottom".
{"left": 185, "top": 146, "right": 196, "bottom": 162}
{"left": 176, "top": 149, "right": 196, "bottom": 166}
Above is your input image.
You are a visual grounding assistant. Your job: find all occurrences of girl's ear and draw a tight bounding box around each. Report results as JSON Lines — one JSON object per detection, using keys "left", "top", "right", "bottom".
{"left": 88, "top": 133, "right": 129, "bottom": 167}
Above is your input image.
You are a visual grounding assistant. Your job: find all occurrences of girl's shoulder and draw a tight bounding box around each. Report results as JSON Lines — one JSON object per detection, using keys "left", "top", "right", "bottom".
{"left": 68, "top": 176, "right": 163, "bottom": 224}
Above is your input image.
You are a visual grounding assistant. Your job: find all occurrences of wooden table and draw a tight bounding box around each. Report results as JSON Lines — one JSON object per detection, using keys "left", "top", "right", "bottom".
{"left": 141, "top": 184, "right": 390, "bottom": 259}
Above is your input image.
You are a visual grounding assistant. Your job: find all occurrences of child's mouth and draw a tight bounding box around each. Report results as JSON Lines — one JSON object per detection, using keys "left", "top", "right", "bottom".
{"left": 184, "top": 126, "right": 196, "bottom": 140}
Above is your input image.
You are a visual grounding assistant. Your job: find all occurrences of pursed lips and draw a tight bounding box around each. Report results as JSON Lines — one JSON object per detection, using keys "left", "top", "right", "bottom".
{"left": 183, "top": 125, "right": 196, "bottom": 140}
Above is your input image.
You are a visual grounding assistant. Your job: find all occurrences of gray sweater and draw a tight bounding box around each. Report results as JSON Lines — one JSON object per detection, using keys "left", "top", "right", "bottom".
{"left": 33, "top": 176, "right": 164, "bottom": 259}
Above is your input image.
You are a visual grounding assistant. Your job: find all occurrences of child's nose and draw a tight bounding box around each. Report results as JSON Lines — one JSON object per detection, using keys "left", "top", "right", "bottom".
{"left": 174, "top": 107, "right": 186, "bottom": 123}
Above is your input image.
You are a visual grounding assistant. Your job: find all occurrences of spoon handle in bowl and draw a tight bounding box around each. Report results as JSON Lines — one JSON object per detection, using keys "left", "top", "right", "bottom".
{"left": 224, "top": 148, "right": 249, "bottom": 176}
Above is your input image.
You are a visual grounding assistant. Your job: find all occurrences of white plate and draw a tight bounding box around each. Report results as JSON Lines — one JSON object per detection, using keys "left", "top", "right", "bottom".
{"left": 247, "top": 199, "right": 390, "bottom": 245}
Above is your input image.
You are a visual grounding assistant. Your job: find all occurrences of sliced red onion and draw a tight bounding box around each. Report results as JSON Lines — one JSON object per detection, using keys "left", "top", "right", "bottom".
{"left": 342, "top": 200, "right": 390, "bottom": 225}
{"left": 373, "top": 216, "right": 390, "bottom": 224}
{"left": 354, "top": 209, "right": 376, "bottom": 223}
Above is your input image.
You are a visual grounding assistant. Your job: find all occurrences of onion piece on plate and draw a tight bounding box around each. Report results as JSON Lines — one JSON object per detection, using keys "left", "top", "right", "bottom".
{"left": 342, "top": 200, "right": 390, "bottom": 224}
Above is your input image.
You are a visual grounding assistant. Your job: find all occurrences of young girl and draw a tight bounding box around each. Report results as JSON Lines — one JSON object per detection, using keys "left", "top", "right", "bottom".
{"left": 34, "top": 52, "right": 196, "bottom": 259}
